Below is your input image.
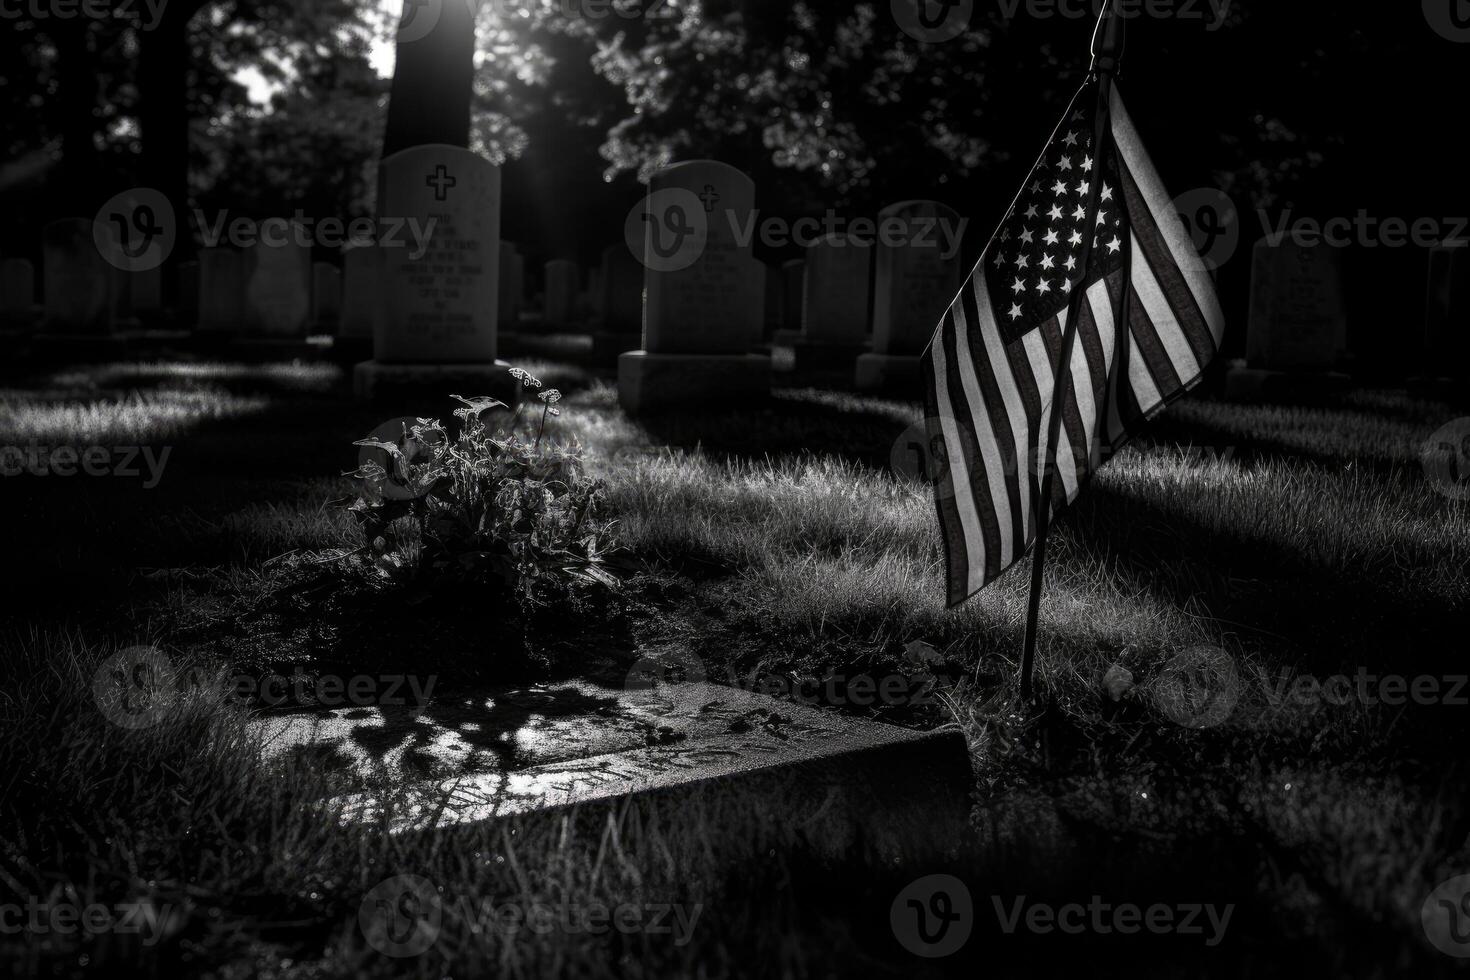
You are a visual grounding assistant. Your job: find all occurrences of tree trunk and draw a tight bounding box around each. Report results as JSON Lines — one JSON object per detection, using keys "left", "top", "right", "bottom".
{"left": 381, "top": 0, "right": 477, "bottom": 157}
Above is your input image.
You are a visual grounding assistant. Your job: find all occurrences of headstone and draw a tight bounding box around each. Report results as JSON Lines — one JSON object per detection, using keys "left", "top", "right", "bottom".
{"left": 794, "top": 233, "right": 871, "bottom": 370}
{"left": 773, "top": 258, "right": 806, "bottom": 348}
{"left": 1224, "top": 236, "right": 1351, "bottom": 400}
{"left": 544, "top": 259, "right": 579, "bottom": 328}
{"left": 857, "top": 200, "right": 963, "bottom": 391}
{"left": 1244, "top": 236, "right": 1349, "bottom": 370}
{"left": 42, "top": 218, "right": 116, "bottom": 334}
{"left": 592, "top": 244, "right": 643, "bottom": 362}
{"left": 126, "top": 263, "right": 164, "bottom": 322}
{"left": 335, "top": 244, "right": 381, "bottom": 361}
{"left": 354, "top": 143, "right": 513, "bottom": 402}
{"left": 197, "top": 248, "right": 245, "bottom": 335}
{"left": 618, "top": 160, "right": 770, "bottom": 414}
{"left": 497, "top": 242, "right": 523, "bottom": 331}
{"left": 241, "top": 236, "right": 311, "bottom": 337}
{"left": 175, "top": 261, "right": 199, "bottom": 329}
{"left": 254, "top": 667, "right": 971, "bottom": 863}
{"left": 1423, "top": 243, "right": 1469, "bottom": 380}
{"left": 763, "top": 261, "right": 783, "bottom": 335}
{"left": 312, "top": 262, "right": 343, "bottom": 333}
{"left": 743, "top": 257, "right": 768, "bottom": 346}
{"left": 0, "top": 258, "right": 36, "bottom": 329}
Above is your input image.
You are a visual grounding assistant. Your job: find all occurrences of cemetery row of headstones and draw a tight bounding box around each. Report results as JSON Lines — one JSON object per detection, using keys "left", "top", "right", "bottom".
{"left": 1, "top": 152, "right": 1463, "bottom": 402}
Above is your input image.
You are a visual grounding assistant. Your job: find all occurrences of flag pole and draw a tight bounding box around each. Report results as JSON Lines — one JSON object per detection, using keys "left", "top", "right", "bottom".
{"left": 1018, "top": 1, "right": 1127, "bottom": 701}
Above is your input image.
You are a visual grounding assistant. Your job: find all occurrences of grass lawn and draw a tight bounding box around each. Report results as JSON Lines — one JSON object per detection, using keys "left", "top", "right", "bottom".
{"left": 1, "top": 351, "right": 1467, "bottom": 978}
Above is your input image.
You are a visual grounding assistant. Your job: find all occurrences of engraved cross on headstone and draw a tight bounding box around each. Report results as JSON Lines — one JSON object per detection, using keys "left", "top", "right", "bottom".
{"left": 426, "top": 164, "right": 457, "bottom": 202}
{"left": 698, "top": 184, "right": 720, "bottom": 213}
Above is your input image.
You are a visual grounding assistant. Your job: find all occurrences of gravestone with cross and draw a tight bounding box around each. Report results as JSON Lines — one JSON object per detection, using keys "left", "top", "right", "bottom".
{"left": 618, "top": 160, "right": 770, "bottom": 414}
{"left": 856, "top": 200, "right": 963, "bottom": 392}
{"left": 794, "top": 233, "right": 872, "bottom": 372}
{"left": 1226, "top": 235, "right": 1351, "bottom": 400}
{"left": 354, "top": 143, "right": 513, "bottom": 403}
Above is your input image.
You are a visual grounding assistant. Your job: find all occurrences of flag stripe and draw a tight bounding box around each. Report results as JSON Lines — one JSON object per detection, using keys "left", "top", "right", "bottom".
{"left": 1130, "top": 240, "right": 1203, "bottom": 384}
{"left": 1038, "top": 315, "right": 1093, "bottom": 493}
{"left": 1120, "top": 167, "right": 1218, "bottom": 368}
{"left": 920, "top": 347, "right": 971, "bottom": 602}
{"left": 939, "top": 313, "right": 1005, "bottom": 587}
{"left": 948, "top": 304, "right": 1017, "bottom": 573}
{"left": 923, "top": 333, "right": 979, "bottom": 601}
{"left": 1109, "top": 87, "right": 1226, "bottom": 343}
{"left": 1125, "top": 282, "right": 1182, "bottom": 397}
{"left": 957, "top": 282, "right": 1027, "bottom": 561}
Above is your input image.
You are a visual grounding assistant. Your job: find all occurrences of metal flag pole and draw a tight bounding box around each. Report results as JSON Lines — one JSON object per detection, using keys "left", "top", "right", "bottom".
{"left": 1018, "top": 1, "right": 1127, "bottom": 701}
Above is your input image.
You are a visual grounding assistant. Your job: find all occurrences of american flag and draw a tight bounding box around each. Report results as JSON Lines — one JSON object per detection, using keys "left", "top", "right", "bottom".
{"left": 922, "top": 80, "right": 1226, "bottom": 607}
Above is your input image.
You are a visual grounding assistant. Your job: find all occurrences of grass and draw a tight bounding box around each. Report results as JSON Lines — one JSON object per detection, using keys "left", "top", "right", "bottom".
{"left": 1, "top": 355, "right": 1467, "bottom": 977}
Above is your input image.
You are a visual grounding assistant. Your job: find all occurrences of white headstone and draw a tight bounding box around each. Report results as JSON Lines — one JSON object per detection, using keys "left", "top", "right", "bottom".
{"left": 242, "top": 236, "right": 311, "bottom": 336}
{"left": 43, "top": 218, "right": 115, "bottom": 333}
{"left": 872, "top": 200, "right": 962, "bottom": 356}
{"left": 312, "top": 262, "right": 343, "bottom": 332}
{"left": 618, "top": 160, "right": 770, "bottom": 413}
{"left": 339, "top": 243, "right": 382, "bottom": 340}
{"left": 1, "top": 258, "right": 36, "bottom": 325}
{"left": 198, "top": 248, "right": 245, "bottom": 333}
{"left": 1247, "top": 237, "right": 1348, "bottom": 370}
{"left": 373, "top": 144, "right": 500, "bottom": 362}
{"left": 801, "top": 234, "right": 871, "bottom": 344}
{"left": 544, "top": 259, "right": 579, "bottom": 327}
{"left": 643, "top": 160, "right": 758, "bottom": 354}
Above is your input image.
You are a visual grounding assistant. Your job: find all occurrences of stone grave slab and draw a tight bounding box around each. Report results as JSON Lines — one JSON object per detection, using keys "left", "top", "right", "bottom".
{"left": 618, "top": 160, "right": 771, "bottom": 414}
{"left": 857, "top": 200, "right": 963, "bottom": 392}
{"left": 253, "top": 673, "right": 971, "bottom": 857}
{"left": 355, "top": 143, "right": 514, "bottom": 404}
